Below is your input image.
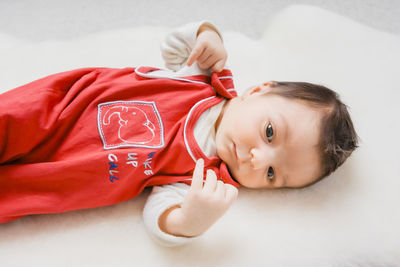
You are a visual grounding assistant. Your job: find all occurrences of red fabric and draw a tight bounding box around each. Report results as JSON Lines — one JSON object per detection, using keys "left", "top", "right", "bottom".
{"left": 0, "top": 66, "right": 239, "bottom": 223}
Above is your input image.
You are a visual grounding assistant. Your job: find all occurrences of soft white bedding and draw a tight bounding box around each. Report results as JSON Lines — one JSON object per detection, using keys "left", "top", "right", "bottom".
{"left": 0, "top": 5, "right": 399, "bottom": 266}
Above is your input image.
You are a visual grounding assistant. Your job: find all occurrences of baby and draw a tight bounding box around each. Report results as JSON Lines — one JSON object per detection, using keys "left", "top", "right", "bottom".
{"left": 0, "top": 22, "right": 358, "bottom": 246}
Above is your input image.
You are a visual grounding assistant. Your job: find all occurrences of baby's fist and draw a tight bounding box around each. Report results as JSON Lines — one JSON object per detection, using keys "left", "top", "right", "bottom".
{"left": 187, "top": 26, "right": 227, "bottom": 73}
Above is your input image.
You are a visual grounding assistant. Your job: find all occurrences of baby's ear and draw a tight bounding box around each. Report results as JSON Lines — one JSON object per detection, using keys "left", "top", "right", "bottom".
{"left": 247, "top": 82, "right": 275, "bottom": 96}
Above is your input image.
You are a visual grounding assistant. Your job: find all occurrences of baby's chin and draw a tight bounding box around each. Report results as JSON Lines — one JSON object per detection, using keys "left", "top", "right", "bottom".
{"left": 224, "top": 164, "right": 260, "bottom": 189}
{"left": 222, "top": 157, "right": 245, "bottom": 186}
{"left": 224, "top": 162, "right": 241, "bottom": 184}
{"left": 215, "top": 141, "right": 242, "bottom": 184}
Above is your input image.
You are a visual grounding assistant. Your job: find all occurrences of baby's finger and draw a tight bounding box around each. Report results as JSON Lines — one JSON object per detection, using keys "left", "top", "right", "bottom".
{"left": 212, "top": 59, "right": 226, "bottom": 73}
{"left": 200, "top": 54, "right": 217, "bottom": 70}
{"left": 197, "top": 47, "right": 212, "bottom": 64}
{"left": 203, "top": 169, "right": 218, "bottom": 193}
{"left": 198, "top": 56, "right": 214, "bottom": 70}
{"left": 187, "top": 44, "right": 205, "bottom": 67}
{"left": 215, "top": 180, "right": 225, "bottom": 196}
{"left": 224, "top": 184, "right": 238, "bottom": 203}
{"left": 190, "top": 158, "right": 205, "bottom": 191}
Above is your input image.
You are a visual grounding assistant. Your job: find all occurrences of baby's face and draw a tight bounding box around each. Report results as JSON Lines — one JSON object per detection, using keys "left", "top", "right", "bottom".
{"left": 215, "top": 83, "right": 323, "bottom": 188}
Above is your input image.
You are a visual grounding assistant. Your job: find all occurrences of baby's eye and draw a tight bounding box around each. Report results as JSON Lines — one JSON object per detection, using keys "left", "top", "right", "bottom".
{"left": 266, "top": 123, "right": 274, "bottom": 142}
{"left": 267, "top": 166, "right": 275, "bottom": 181}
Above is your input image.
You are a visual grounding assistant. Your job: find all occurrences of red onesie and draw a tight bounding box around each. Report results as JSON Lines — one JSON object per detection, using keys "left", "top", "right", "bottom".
{"left": 0, "top": 66, "right": 240, "bottom": 223}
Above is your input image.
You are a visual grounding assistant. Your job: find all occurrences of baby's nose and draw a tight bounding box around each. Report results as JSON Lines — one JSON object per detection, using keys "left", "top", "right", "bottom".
{"left": 250, "top": 147, "right": 271, "bottom": 170}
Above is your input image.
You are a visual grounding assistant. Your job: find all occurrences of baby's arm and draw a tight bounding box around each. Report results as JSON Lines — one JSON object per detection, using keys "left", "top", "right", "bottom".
{"left": 158, "top": 159, "right": 238, "bottom": 237}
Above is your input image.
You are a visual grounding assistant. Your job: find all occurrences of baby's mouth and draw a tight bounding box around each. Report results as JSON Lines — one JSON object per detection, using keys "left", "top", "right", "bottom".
{"left": 226, "top": 146, "right": 240, "bottom": 183}
{"left": 232, "top": 143, "right": 240, "bottom": 167}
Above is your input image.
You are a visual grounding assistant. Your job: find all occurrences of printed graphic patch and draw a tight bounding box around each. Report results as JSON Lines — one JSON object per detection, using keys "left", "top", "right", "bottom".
{"left": 98, "top": 101, "right": 164, "bottom": 149}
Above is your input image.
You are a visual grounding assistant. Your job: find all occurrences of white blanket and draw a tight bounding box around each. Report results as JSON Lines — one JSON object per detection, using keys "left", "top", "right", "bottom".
{"left": 0, "top": 5, "right": 399, "bottom": 266}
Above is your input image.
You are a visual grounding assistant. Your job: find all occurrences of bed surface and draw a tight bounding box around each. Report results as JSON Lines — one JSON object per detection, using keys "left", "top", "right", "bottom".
{"left": 0, "top": 5, "right": 399, "bottom": 267}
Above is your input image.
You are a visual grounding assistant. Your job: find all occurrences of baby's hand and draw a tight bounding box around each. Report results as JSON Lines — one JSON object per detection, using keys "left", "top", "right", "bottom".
{"left": 178, "top": 158, "right": 238, "bottom": 236}
{"left": 158, "top": 158, "right": 238, "bottom": 237}
{"left": 186, "top": 25, "right": 228, "bottom": 73}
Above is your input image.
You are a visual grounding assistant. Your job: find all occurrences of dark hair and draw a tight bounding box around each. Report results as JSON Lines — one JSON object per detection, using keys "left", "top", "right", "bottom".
{"left": 267, "top": 81, "right": 358, "bottom": 185}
